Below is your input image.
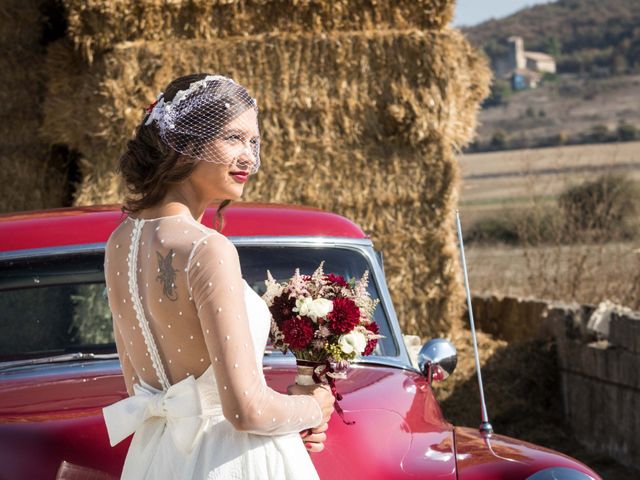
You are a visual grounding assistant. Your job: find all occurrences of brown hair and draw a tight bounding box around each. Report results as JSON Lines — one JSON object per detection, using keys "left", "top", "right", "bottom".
{"left": 118, "top": 73, "right": 255, "bottom": 231}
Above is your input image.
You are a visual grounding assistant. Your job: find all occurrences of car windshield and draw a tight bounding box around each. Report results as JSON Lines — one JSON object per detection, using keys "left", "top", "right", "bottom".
{"left": 0, "top": 245, "right": 397, "bottom": 362}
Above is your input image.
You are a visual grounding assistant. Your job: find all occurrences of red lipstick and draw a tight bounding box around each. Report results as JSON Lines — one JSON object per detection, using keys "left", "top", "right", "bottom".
{"left": 230, "top": 171, "right": 249, "bottom": 183}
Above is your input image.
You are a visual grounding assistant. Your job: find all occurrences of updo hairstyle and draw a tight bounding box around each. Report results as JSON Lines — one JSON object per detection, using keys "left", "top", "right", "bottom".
{"left": 118, "top": 73, "right": 256, "bottom": 230}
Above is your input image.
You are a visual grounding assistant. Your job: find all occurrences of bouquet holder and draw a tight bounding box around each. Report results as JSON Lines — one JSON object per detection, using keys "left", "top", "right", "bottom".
{"left": 295, "top": 358, "right": 354, "bottom": 425}
{"left": 294, "top": 363, "right": 317, "bottom": 386}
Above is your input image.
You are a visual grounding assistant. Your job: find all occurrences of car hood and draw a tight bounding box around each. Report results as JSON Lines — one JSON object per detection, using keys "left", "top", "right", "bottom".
{"left": 0, "top": 359, "right": 457, "bottom": 479}
{"left": 454, "top": 427, "right": 601, "bottom": 480}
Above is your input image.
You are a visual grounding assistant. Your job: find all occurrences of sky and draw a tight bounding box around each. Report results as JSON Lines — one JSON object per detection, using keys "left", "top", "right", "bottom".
{"left": 453, "top": 0, "right": 557, "bottom": 27}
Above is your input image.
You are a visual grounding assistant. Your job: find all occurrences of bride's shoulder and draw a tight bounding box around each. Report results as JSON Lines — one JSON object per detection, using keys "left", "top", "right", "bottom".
{"left": 105, "top": 216, "right": 132, "bottom": 248}
{"left": 189, "top": 234, "right": 240, "bottom": 270}
{"left": 180, "top": 216, "right": 226, "bottom": 242}
{"left": 179, "top": 217, "right": 234, "bottom": 252}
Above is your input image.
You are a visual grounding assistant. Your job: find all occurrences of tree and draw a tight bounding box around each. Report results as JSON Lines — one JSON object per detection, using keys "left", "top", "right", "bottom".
{"left": 589, "top": 124, "right": 610, "bottom": 143}
{"left": 544, "top": 36, "right": 562, "bottom": 58}
{"left": 490, "top": 130, "right": 508, "bottom": 150}
{"left": 558, "top": 174, "right": 640, "bottom": 241}
{"left": 482, "top": 79, "right": 511, "bottom": 108}
{"left": 617, "top": 122, "right": 637, "bottom": 141}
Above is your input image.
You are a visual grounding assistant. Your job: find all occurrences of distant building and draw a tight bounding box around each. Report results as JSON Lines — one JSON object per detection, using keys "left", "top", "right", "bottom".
{"left": 511, "top": 69, "right": 542, "bottom": 90}
{"left": 493, "top": 36, "right": 556, "bottom": 89}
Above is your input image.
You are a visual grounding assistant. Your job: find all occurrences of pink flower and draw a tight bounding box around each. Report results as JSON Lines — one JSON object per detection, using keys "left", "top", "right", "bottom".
{"left": 318, "top": 325, "right": 331, "bottom": 338}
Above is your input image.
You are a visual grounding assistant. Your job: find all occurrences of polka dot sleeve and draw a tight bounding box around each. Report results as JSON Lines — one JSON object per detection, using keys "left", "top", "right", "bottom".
{"left": 188, "top": 233, "right": 324, "bottom": 435}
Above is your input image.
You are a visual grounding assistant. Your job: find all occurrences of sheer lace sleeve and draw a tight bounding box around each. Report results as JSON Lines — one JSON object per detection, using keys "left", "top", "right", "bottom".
{"left": 113, "top": 320, "right": 137, "bottom": 396}
{"left": 188, "top": 233, "right": 323, "bottom": 435}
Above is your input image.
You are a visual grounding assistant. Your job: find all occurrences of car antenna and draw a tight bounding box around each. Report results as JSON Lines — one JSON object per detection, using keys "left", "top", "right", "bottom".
{"left": 455, "top": 210, "right": 493, "bottom": 436}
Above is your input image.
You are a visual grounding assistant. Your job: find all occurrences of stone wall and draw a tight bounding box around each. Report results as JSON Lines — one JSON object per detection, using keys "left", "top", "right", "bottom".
{"left": 470, "top": 294, "right": 640, "bottom": 470}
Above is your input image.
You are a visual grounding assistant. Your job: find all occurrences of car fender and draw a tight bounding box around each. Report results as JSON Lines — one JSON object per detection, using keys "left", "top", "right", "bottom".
{"left": 454, "top": 427, "right": 601, "bottom": 480}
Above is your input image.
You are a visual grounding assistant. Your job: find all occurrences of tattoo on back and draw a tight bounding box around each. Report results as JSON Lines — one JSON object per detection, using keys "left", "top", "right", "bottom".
{"left": 156, "top": 249, "right": 179, "bottom": 301}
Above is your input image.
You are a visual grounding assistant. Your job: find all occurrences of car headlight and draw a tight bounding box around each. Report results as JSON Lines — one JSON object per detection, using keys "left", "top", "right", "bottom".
{"left": 527, "top": 467, "right": 596, "bottom": 480}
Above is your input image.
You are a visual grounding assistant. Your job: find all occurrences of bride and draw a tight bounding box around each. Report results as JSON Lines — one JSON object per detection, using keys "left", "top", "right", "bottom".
{"left": 102, "top": 73, "right": 335, "bottom": 479}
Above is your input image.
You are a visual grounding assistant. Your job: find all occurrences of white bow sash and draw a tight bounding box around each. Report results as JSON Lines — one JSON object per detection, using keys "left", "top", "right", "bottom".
{"left": 103, "top": 375, "right": 207, "bottom": 454}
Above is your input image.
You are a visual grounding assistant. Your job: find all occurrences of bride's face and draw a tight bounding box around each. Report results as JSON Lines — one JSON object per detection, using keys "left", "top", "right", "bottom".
{"left": 189, "top": 107, "right": 260, "bottom": 201}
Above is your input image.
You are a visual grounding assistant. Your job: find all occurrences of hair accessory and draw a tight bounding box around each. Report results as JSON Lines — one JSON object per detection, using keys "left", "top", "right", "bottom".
{"left": 144, "top": 92, "right": 165, "bottom": 126}
{"left": 143, "top": 76, "right": 260, "bottom": 174}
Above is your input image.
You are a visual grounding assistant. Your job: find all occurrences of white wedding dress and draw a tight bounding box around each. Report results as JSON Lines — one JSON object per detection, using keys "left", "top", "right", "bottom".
{"left": 101, "top": 214, "right": 322, "bottom": 479}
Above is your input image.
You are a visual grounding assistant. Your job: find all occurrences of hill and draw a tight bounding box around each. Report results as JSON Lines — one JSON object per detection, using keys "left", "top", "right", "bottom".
{"left": 463, "top": 0, "right": 640, "bottom": 75}
{"left": 469, "top": 73, "right": 640, "bottom": 151}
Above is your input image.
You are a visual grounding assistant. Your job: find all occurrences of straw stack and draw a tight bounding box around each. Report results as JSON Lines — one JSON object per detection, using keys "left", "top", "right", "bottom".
{"left": 0, "top": 0, "right": 67, "bottom": 213}
{"left": 40, "top": 1, "right": 490, "bottom": 336}
{"left": 62, "top": 0, "right": 455, "bottom": 63}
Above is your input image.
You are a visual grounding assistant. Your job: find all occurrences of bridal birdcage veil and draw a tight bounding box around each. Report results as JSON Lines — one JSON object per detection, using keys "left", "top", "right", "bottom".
{"left": 144, "top": 75, "right": 261, "bottom": 175}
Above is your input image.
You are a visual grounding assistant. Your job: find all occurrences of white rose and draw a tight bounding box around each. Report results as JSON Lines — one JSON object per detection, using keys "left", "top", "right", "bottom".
{"left": 338, "top": 331, "right": 367, "bottom": 356}
{"left": 308, "top": 298, "right": 333, "bottom": 321}
{"left": 294, "top": 297, "right": 333, "bottom": 322}
{"left": 294, "top": 297, "right": 312, "bottom": 315}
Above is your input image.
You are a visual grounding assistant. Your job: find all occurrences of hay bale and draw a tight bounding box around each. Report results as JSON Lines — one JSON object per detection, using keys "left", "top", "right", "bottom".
{"left": 63, "top": 0, "right": 455, "bottom": 62}
{"left": 0, "top": 0, "right": 43, "bottom": 45}
{"left": 0, "top": 146, "right": 69, "bottom": 213}
{"left": 0, "top": 0, "right": 68, "bottom": 213}
{"left": 0, "top": 50, "right": 44, "bottom": 145}
{"left": 42, "top": 29, "right": 490, "bottom": 335}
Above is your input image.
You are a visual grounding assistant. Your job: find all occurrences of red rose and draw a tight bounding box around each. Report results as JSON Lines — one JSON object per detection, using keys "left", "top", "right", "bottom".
{"left": 363, "top": 322, "right": 379, "bottom": 356}
{"left": 327, "top": 297, "right": 360, "bottom": 334}
{"left": 270, "top": 292, "right": 296, "bottom": 326}
{"left": 324, "top": 273, "right": 348, "bottom": 287}
{"left": 282, "top": 316, "right": 315, "bottom": 350}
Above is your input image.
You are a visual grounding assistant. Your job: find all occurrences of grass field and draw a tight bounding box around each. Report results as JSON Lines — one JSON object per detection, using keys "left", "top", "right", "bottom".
{"left": 458, "top": 140, "right": 640, "bottom": 228}
{"left": 460, "top": 142, "right": 640, "bottom": 308}
{"left": 465, "top": 241, "right": 640, "bottom": 307}
{"left": 457, "top": 141, "right": 640, "bottom": 306}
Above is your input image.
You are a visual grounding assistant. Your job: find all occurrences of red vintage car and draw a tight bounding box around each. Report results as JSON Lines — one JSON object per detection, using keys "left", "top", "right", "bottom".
{"left": 0, "top": 204, "right": 600, "bottom": 479}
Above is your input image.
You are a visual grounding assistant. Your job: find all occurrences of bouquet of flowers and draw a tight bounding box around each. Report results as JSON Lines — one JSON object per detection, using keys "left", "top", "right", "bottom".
{"left": 262, "top": 261, "right": 383, "bottom": 424}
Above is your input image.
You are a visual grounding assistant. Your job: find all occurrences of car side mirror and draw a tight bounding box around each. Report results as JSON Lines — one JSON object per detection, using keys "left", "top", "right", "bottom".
{"left": 417, "top": 338, "right": 457, "bottom": 384}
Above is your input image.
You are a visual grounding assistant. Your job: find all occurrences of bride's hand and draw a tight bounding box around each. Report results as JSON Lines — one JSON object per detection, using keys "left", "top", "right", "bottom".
{"left": 287, "top": 383, "right": 335, "bottom": 424}
{"left": 300, "top": 422, "right": 328, "bottom": 453}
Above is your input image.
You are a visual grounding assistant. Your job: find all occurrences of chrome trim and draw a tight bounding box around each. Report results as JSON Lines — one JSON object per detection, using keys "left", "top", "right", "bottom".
{"left": 0, "top": 243, "right": 106, "bottom": 261}
{"left": 0, "top": 353, "right": 416, "bottom": 377}
{"left": 417, "top": 338, "right": 458, "bottom": 383}
{"left": 0, "top": 351, "right": 415, "bottom": 373}
{"left": 229, "top": 236, "right": 374, "bottom": 247}
{"left": 347, "top": 244, "right": 413, "bottom": 369}
{"left": 527, "top": 468, "right": 595, "bottom": 480}
{"left": 262, "top": 353, "right": 416, "bottom": 371}
{"left": 0, "top": 352, "right": 120, "bottom": 371}
{"left": 0, "top": 237, "right": 373, "bottom": 261}
{"left": 0, "top": 235, "right": 414, "bottom": 370}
